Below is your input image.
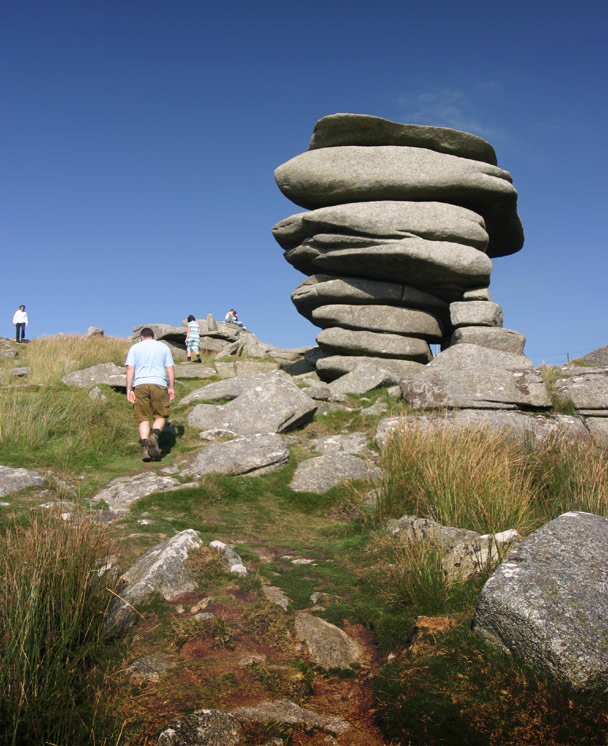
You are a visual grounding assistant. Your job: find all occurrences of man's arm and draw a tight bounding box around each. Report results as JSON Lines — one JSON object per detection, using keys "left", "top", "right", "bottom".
{"left": 126, "top": 365, "right": 136, "bottom": 403}
{"left": 167, "top": 366, "right": 175, "bottom": 402}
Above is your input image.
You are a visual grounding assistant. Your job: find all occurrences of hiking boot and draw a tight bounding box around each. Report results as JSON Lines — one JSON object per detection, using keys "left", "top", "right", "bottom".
{"left": 141, "top": 441, "right": 151, "bottom": 462}
{"left": 147, "top": 432, "right": 161, "bottom": 460}
{"left": 195, "top": 358, "right": 202, "bottom": 363}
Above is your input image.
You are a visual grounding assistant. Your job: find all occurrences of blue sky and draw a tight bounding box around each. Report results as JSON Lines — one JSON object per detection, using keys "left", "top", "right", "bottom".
{"left": 2, "top": 0, "right": 606, "bottom": 366}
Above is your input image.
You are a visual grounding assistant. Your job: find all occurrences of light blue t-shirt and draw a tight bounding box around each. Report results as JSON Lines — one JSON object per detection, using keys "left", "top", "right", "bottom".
{"left": 125, "top": 339, "right": 174, "bottom": 387}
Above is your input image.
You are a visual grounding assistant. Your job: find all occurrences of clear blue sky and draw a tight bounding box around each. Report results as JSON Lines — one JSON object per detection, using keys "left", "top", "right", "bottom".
{"left": 2, "top": 0, "right": 606, "bottom": 366}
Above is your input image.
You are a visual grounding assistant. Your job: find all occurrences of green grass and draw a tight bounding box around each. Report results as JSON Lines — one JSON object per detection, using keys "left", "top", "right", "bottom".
{"left": 0, "top": 511, "right": 119, "bottom": 746}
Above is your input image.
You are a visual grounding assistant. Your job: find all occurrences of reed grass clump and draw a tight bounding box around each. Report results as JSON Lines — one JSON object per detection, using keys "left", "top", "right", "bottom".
{"left": 21, "top": 335, "right": 132, "bottom": 385}
{"left": 376, "top": 426, "right": 539, "bottom": 535}
{"left": 0, "top": 512, "right": 119, "bottom": 746}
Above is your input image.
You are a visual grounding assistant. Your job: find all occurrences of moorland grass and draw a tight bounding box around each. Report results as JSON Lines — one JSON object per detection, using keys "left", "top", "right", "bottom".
{"left": 0, "top": 511, "right": 119, "bottom": 746}
{"left": 372, "top": 423, "right": 608, "bottom": 536}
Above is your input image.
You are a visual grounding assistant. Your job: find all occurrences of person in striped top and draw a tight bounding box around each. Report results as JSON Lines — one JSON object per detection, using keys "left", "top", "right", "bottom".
{"left": 185, "top": 315, "right": 202, "bottom": 363}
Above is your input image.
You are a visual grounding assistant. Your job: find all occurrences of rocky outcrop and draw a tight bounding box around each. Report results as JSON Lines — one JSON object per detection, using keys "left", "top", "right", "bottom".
{"left": 473, "top": 511, "right": 608, "bottom": 690}
{"left": 273, "top": 113, "right": 528, "bottom": 381}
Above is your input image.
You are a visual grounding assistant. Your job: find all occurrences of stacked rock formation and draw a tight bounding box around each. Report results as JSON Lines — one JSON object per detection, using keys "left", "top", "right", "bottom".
{"left": 273, "top": 113, "right": 527, "bottom": 380}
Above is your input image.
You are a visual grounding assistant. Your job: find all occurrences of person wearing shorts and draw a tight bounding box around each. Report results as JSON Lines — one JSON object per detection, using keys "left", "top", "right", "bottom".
{"left": 185, "top": 314, "right": 201, "bottom": 363}
{"left": 125, "top": 327, "right": 175, "bottom": 462}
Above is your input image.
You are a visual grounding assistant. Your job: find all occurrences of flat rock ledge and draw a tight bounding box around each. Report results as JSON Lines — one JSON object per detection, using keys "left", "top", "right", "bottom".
{"left": 375, "top": 410, "right": 591, "bottom": 451}
{"left": 232, "top": 698, "right": 349, "bottom": 736}
{"left": 0, "top": 465, "right": 45, "bottom": 497}
{"left": 180, "top": 433, "right": 289, "bottom": 479}
{"left": 473, "top": 511, "right": 608, "bottom": 690}
{"left": 289, "top": 452, "right": 381, "bottom": 493}
{"left": 90, "top": 472, "right": 187, "bottom": 514}
{"left": 158, "top": 709, "right": 243, "bottom": 746}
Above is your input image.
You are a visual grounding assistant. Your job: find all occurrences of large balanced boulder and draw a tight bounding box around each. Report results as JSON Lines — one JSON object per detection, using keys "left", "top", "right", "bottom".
{"left": 273, "top": 113, "right": 527, "bottom": 379}
{"left": 473, "top": 511, "right": 608, "bottom": 690}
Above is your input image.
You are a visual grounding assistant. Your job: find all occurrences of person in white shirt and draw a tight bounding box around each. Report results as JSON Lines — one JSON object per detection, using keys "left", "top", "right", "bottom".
{"left": 12, "top": 305, "right": 28, "bottom": 342}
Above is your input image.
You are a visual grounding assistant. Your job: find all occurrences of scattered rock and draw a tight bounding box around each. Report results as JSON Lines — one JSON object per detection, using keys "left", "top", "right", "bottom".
{"left": 209, "top": 540, "right": 248, "bottom": 575}
{"left": 295, "top": 612, "right": 363, "bottom": 669}
{"left": 232, "top": 698, "right": 349, "bottom": 735}
{"left": 105, "top": 529, "right": 204, "bottom": 638}
{"left": 262, "top": 584, "right": 290, "bottom": 610}
{"left": 127, "top": 653, "right": 176, "bottom": 682}
{"left": 90, "top": 472, "right": 185, "bottom": 514}
{"left": 0, "top": 465, "right": 45, "bottom": 497}
{"left": 158, "top": 709, "right": 243, "bottom": 746}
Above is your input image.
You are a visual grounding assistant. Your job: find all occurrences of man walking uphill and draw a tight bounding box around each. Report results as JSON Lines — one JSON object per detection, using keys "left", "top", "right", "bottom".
{"left": 125, "top": 327, "right": 175, "bottom": 462}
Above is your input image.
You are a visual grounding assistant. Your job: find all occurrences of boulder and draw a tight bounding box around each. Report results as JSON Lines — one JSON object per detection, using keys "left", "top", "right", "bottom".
{"left": 311, "top": 304, "right": 443, "bottom": 340}
{"left": 473, "top": 512, "right": 608, "bottom": 690}
{"left": 328, "top": 363, "right": 397, "bottom": 395}
{"left": 555, "top": 370, "right": 608, "bottom": 411}
{"left": 450, "top": 300, "right": 503, "bottom": 328}
{"left": 285, "top": 236, "right": 492, "bottom": 300}
{"left": 317, "top": 327, "right": 432, "bottom": 362}
{"left": 290, "top": 452, "right": 381, "bottom": 493}
{"left": 399, "top": 344, "right": 551, "bottom": 410}
{"left": 273, "top": 200, "right": 488, "bottom": 251}
{"left": 84, "top": 326, "right": 104, "bottom": 337}
{"left": 105, "top": 529, "right": 204, "bottom": 638}
{"left": 291, "top": 273, "right": 448, "bottom": 320}
{"left": 316, "top": 354, "right": 425, "bottom": 381}
{"left": 376, "top": 411, "right": 591, "bottom": 451}
{"left": 308, "top": 113, "right": 498, "bottom": 165}
{"left": 187, "top": 376, "right": 317, "bottom": 435}
{"left": 179, "top": 433, "right": 289, "bottom": 479}
{"left": 450, "top": 326, "right": 526, "bottom": 355}
{"left": 578, "top": 344, "right": 608, "bottom": 367}
{"left": 158, "top": 709, "right": 243, "bottom": 746}
{"left": 274, "top": 145, "right": 523, "bottom": 257}
{"left": 61, "top": 362, "right": 126, "bottom": 389}
{"left": 0, "top": 465, "right": 45, "bottom": 497}
{"left": 294, "top": 612, "right": 364, "bottom": 668}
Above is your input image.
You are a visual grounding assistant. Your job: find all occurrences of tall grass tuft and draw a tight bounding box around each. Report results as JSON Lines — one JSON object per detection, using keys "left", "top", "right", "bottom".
{"left": 20, "top": 335, "right": 132, "bottom": 385}
{"left": 376, "top": 425, "right": 539, "bottom": 535}
{"left": 0, "top": 512, "right": 119, "bottom": 746}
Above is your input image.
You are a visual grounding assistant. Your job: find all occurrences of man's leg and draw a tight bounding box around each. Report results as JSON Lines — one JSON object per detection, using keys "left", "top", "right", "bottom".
{"left": 147, "top": 418, "right": 165, "bottom": 459}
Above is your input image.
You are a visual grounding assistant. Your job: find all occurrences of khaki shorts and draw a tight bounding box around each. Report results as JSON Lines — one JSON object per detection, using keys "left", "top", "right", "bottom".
{"left": 132, "top": 384, "right": 170, "bottom": 423}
